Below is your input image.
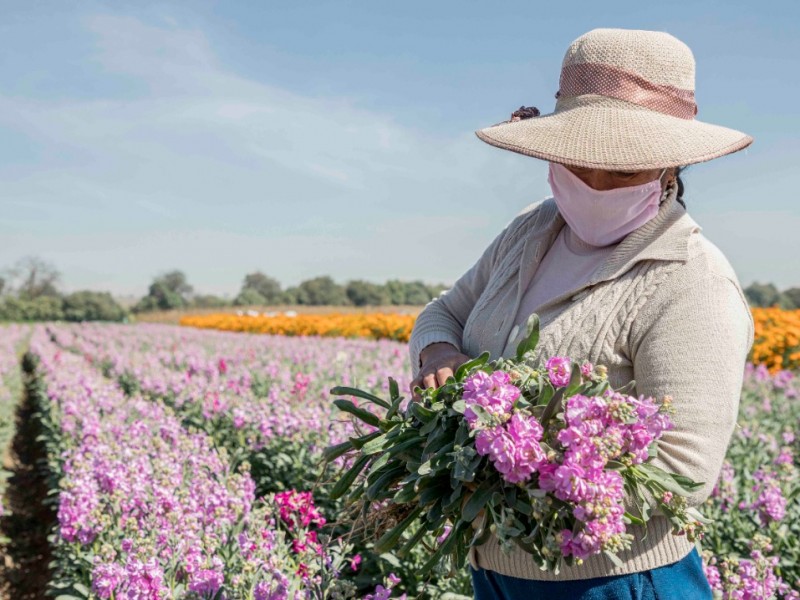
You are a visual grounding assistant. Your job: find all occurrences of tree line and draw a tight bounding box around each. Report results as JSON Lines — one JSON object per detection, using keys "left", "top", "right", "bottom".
{"left": 2, "top": 256, "right": 799, "bottom": 323}
{"left": 131, "top": 269, "right": 448, "bottom": 313}
{"left": 0, "top": 256, "right": 449, "bottom": 322}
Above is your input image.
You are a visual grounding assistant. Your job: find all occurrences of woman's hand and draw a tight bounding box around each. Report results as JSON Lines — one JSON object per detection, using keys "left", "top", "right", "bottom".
{"left": 409, "top": 342, "right": 471, "bottom": 402}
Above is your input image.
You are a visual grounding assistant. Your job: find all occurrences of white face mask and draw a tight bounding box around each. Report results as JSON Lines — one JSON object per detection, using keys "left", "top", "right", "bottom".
{"left": 547, "top": 162, "right": 667, "bottom": 247}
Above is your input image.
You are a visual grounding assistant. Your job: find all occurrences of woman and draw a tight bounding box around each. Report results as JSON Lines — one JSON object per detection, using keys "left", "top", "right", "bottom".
{"left": 407, "top": 28, "right": 754, "bottom": 599}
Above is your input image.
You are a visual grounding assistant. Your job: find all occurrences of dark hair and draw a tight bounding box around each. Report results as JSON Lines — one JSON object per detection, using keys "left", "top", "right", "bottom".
{"left": 674, "top": 166, "right": 686, "bottom": 209}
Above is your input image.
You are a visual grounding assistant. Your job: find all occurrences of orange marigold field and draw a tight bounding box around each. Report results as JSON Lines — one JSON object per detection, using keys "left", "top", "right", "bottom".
{"left": 180, "top": 312, "right": 416, "bottom": 342}
{"left": 751, "top": 307, "right": 800, "bottom": 373}
{"left": 182, "top": 307, "right": 800, "bottom": 371}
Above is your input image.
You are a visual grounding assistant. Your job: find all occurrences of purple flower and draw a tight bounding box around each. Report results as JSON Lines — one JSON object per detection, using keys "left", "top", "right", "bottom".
{"left": 748, "top": 470, "right": 787, "bottom": 524}
{"left": 188, "top": 568, "right": 225, "bottom": 595}
{"left": 463, "top": 370, "right": 520, "bottom": 425}
{"left": 545, "top": 356, "right": 572, "bottom": 387}
{"left": 92, "top": 562, "right": 125, "bottom": 599}
{"left": 475, "top": 413, "right": 546, "bottom": 483}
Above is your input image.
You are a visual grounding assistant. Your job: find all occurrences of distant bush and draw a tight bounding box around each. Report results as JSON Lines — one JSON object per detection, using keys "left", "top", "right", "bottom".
{"left": 0, "top": 296, "right": 63, "bottom": 321}
{"left": 233, "top": 288, "right": 267, "bottom": 306}
{"left": 63, "top": 291, "right": 127, "bottom": 322}
{"left": 192, "top": 294, "right": 231, "bottom": 309}
{"left": 744, "top": 282, "right": 797, "bottom": 309}
{"left": 0, "top": 291, "right": 126, "bottom": 322}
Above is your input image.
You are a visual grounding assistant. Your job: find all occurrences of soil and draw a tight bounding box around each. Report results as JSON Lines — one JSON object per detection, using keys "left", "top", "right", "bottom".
{"left": 0, "top": 378, "right": 54, "bottom": 600}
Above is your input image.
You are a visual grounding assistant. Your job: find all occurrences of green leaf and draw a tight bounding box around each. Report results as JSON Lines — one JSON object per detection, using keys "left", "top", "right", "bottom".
{"left": 350, "top": 430, "right": 382, "bottom": 449}
{"left": 669, "top": 473, "right": 705, "bottom": 493}
{"left": 361, "top": 433, "right": 389, "bottom": 455}
{"left": 374, "top": 505, "right": 425, "bottom": 553}
{"left": 411, "top": 402, "right": 437, "bottom": 423}
{"left": 393, "top": 480, "right": 418, "bottom": 504}
{"left": 455, "top": 351, "right": 491, "bottom": 380}
{"left": 333, "top": 399, "right": 381, "bottom": 428}
{"left": 328, "top": 454, "right": 370, "bottom": 500}
{"left": 604, "top": 550, "right": 624, "bottom": 568}
{"left": 386, "top": 392, "right": 404, "bottom": 420}
{"left": 330, "top": 386, "right": 391, "bottom": 409}
{"left": 639, "top": 463, "right": 705, "bottom": 495}
{"left": 623, "top": 511, "right": 646, "bottom": 526}
{"left": 366, "top": 465, "right": 407, "bottom": 501}
{"left": 535, "top": 380, "right": 555, "bottom": 407}
{"left": 470, "top": 514, "right": 494, "bottom": 547}
{"left": 386, "top": 436, "right": 426, "bottom": 457}
{"left": 419, "top": 522, "right": 464, "bottom": 573}
{"left": 539, "top": 387, "right": 565, "bottom": 427}
{"left": 419, "top": 482, "right": 451, "bottom": 506}
{"left": 366, "top": 452, "right": 391, "bottom": 476}
{"left": 563, "top": 363, "right": 583, "bottom": 398}
{"left": 396, "top": 522, "right": 431, "bottom": 558}
{"left": 516, "top": 313, "right": 541, "bottom": 360}
{"left": 462, "top": 480, "right": 497, "bottom": 522}
{"left": 322, "top": 440, "right": 353, "bottom": 462}
{"left": 614, "top": 379, "right": 637, "bottom": 395}
{"left": 388, "top": 377, "right": 400, "bottom": 401}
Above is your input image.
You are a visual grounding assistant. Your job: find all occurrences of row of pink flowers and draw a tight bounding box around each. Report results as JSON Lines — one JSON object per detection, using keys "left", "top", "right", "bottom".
{"left": 47, "top": 322, "right": 409, "bottom": 457}
{"left": 29, "top": 325, "right": 362, "bottom": 599}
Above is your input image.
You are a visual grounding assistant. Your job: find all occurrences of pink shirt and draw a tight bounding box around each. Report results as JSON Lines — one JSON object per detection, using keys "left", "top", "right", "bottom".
{"left": 509, "top": 224, "right": 619, "bottom": 343}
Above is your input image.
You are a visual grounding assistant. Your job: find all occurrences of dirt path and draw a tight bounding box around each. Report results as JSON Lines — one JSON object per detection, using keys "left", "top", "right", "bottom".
{"left": 0, "top": 375, "right": 54, "bottom": 600}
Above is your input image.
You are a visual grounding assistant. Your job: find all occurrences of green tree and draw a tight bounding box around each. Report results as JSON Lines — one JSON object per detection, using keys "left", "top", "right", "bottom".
{"left": 345, "top": 280, "right": 390, "bottom": 306}
{"left": 193, "top": 294, "right": 230, "bottom": 309}
{"left": 234, "top": 288, "right": 267, "bottom": 306}
{"left": 281, "top": 286, "right": 302, "bottom": 305}
{"left": 240, "top": 272, "right": 282, "bottom": 304}
{"left": 783, "top": 287, "right": 800, "bottom": 310}
{"left": 133, "top": 270, "right": 193, "bottom": 312}
{"left": 63, "top": 291, "right": 127, "bottom": 322}
{"left": 744, "top": 282, "right": 781, "bottom": 307}
{"left": 403, "top": 280, "right": 435, "bottom": 305}
{"left": 11, "top": 256, "right": 62, "bottom": 300}
{"left": 385, "top": 279, "right": 407, "bottom": 305}
{"left": 426, "top": 282, "right": 449, "bottom": 299}
{"left": 297, "top": 276, "right": 349, "bottom": 306}
{"left": 0, "top": 296, "right": 64, "bottom": 321}
{"left": 743, "top": 282, "right": 797, "bottom": 309}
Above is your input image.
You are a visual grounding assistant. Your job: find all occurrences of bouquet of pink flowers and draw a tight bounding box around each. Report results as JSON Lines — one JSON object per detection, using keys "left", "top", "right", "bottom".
{"left": 326, "top": 314, "right": 709, "bottom": 574}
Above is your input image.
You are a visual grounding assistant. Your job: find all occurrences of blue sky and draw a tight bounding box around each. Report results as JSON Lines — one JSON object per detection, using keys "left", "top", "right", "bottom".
{"left": 1, "top": 1, "right": 798, "bottom": 297}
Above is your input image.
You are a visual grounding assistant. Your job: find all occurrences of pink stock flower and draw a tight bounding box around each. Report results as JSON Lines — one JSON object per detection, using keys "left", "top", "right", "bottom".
{"left": 475, "top": 413, "right": 546, "bottom": 483}
{"left": 748, "top": 470, "right": 787, "bottom": 524}
{"left": 463, "top": 370, "right": 520, "bottom": 425}
{"left": 545, "top": 356, "right": 572, "bottom": 387}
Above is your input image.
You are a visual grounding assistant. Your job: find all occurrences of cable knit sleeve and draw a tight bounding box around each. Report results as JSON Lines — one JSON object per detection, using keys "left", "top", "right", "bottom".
{"left": 408, "top": 223, "right": 512, "bottom": 380}
{"left": 628, "top": 270, "right": 754, "bottom": 510}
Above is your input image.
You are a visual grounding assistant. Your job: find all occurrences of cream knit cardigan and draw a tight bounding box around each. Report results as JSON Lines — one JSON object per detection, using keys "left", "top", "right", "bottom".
{"left": 408, "top": 185, "right": 754, "bottom": 581}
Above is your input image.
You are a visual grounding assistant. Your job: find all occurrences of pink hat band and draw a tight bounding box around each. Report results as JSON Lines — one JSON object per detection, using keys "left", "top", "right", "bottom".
{"left": 557, "top": 62, "right": 698, "bottom": 120}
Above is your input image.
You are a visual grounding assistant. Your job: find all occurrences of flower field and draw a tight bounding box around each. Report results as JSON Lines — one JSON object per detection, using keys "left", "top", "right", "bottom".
{"left": 0, "top": 321, "right": 798, "bottom": 598}
{"left": 181, "top": 307, "right": 800, "bottom": 373}
{"left": 751, "top": 308, "right": 800, "bottom": 373}
{"left": 180, "top": 312, "right": 417, "bottom": 343}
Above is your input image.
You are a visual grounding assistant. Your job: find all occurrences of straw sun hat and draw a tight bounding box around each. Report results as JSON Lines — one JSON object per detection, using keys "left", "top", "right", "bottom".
{"left": 476, "top": 28, "right": 753, "bottom": 170}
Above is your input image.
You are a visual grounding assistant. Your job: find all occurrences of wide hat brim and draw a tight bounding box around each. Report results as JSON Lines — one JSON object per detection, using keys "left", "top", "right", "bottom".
{"left": 475, "top": 95, "right": 753, "bottom": 170}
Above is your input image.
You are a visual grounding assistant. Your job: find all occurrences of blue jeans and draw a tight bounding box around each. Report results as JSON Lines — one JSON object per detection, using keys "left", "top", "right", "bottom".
{"left": 470, "top": 547, "right": 712, "bottom": 599}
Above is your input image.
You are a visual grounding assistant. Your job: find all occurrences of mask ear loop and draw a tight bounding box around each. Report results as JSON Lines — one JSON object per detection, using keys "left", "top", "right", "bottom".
{"left": 657, "top": 168, "right": 670, "bottom": 206}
